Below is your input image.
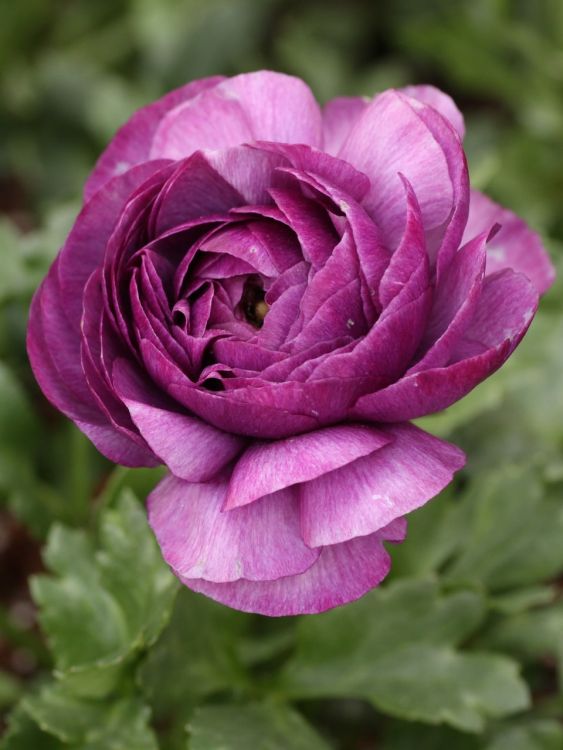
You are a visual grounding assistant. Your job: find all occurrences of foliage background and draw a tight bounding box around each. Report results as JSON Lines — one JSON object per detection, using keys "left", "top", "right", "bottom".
{"left": 1, "top": 0, "right": 563, "bottom": 747}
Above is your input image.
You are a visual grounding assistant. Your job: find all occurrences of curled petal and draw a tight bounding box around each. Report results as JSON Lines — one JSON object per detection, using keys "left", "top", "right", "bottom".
{"left": 463, "top": 189, "right": 555, "bottom": 294}
{"left": 353, "top": 269, "right": 539, "bottom": 422}
{"left": 400, "top": 84, "right": 465, "bottom": 140}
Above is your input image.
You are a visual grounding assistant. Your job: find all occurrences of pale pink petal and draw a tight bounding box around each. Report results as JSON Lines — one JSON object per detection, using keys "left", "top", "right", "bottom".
{"left": 148, "top": 475, "right": 319, "bottom": 583}
{"left": 184, "top": 531, "right": 392, "bottom": 616}
{"left": 400, "top": 85, "right": 465, "bottom": 140}
{"left": 224, "top": 424, "right": 391, "bottom": 510}
{"left": 151, "top": 71, "right": 323, "bottom": 160}
{"left": 338, "top": 90, "right": 455, "bottom": 249}
{"left": 462, "top": 189, "right": 555, "bottom": 294}
{"left": 300, "top": 423, "right": 465, "bottom": 547}
{"left": 323, "top": 96, "right": 368, "bottom": 155}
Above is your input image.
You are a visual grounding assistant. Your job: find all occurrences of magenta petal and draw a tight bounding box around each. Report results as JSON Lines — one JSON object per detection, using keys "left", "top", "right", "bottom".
{"left": 400, "top": 85, "right": 465, "bottom": 140}
{"left": 463, "top": 189, "right": 555, "bottom": 294}
{"left": 59, "top": 160, "right": 170, "bottom": 327}
{"left": 84, "top": 76, "right": 224, "bottom": 200}
{"left": 113, "top": 360, "right": 244, "bottom": 482}
{"left": 76, "top": 420, "right": 159, "bottom": 467}
{"left": 151, "top": 71, "right": 323, "bottom": 160}
{"left": 148, "top": 475, "right": 319, "bottom": 583}
{"left": 183, "top": 531, "right": 392, "bottom": 616}
{"left": 339, "top": 90, "right": 454, "bottom": 249}
{"left": 409, "top": 229, "right": 488, "bottom": 373}
{"left": 353, "top": 269, "right": 539, "bottom": 422}
{"left": 300, "top": 423, "right": 465, "bottom": 547}
{"left": 224, "top": 425, "right": 391, "bottom": 510}
{"left": 323, "top": 96, "right": 368, "bottom": 155}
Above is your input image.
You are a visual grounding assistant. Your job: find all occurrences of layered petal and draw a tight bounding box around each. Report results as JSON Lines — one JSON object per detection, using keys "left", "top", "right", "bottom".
{"left": 84, "top": 76, "right": 224, "bottom": 200}
{"left": 225, "top": 424, "right": 391, "bottom": 510}
{"left": 339, "top": 90, "right": 456, "bottom": 249}
{"left": 150, "top": 71, "right": 323, "bottom": 160}
{"left": 353, "top": 269, "right": 538, "bottom": 422}
{"left": 463, "top": 189, "right": 555, "bottom": 294}
{"left": 148, "top": 475, "right": 319, "bottom": 583}
{"left": 184, "top": 531, "right": 393, "bottom": 616}
{"left": 300, "top": 423, "right": 465, "bottom": 547}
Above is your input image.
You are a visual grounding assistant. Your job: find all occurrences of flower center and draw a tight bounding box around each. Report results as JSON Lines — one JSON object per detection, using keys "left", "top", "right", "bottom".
{"left": 240, "top": 278, "right": 269, "bottom": 328}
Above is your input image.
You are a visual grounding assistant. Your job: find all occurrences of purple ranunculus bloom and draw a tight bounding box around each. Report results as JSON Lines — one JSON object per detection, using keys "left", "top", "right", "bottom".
{"left": 28, "top": 72, "right": 554, "bottom": 616}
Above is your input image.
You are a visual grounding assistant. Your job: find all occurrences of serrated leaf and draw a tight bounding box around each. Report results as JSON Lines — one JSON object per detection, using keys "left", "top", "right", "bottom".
{"left": 0, "top": 704, "right": 64, "bottom": 750}
{"left": 366, "top": 645, "right": 529, "bottom": 732}
{"left": 22, "top": 682, "right": 157, "bottom": 749}
{"left": 139, "top": 588, "right": 249, "bottom": 724}
{"left": 446, "top": 466, "right": 563, "bottom": 590}
{"left": 187, "top": 703, "right": 329, "bottom": 750}
{"left": 31, "top": 490, "right": 177, "bottom": 697}
{"left": 283, "top": 580, "right": 485, "bottom": 695}
{"left": 485, "top": 721, "right": 563, "bottom": 750}
{"left": 282, "top": 580, "right": 529, "bottom": 730}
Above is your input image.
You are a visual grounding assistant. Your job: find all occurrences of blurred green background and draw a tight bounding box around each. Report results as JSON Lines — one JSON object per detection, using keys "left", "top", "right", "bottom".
{"left": 1, "top": 1, "right": 563, "bottom": 748}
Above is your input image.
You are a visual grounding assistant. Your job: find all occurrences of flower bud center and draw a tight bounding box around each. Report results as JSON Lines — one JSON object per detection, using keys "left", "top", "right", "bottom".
{"left": 240, "top": 279, "right": 269, "bottom": 328}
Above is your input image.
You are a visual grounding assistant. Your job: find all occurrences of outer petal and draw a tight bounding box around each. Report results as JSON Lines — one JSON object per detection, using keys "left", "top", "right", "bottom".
{"left": 148, "top": 475, "right": 319, "bottom": 583}
{"left": 27, "top": 260, "right": 157, "bottom": 467}
{"left": 400, "top": 85, "right": 465, "bottom": 140}
{"left": 60, "top": 160, "right": 170, "bottom": 327}
{"left": 113, "top": 359, "right": 245, "bottom": 482}
{"left": 151, "top": 71, "right": 323, "bottom": 160}
{"left": 462, "top": 189, "right": 555, "bottom": 294}
{"left": 84, "top": 76, "right": 224, "bottom": 200}
{"left": 224, "top": 425, "right": 391, "bottom": 510}
{"left": 323, "top": 96, "right": 368, "bottom": 155}
{"left": 352, "top": 269, "right": 538, "bottom": 422}
{"left": 338, "top": 90, "right": 455, "bottom": 249}
{"left": 184, "top": 531, "right": 393, "bottom": 616}
{"left": 300, "top": 423, "right": 465, "bottom": 547}
{"left": 322, "top": 85, "right": 464, "bottom": 157}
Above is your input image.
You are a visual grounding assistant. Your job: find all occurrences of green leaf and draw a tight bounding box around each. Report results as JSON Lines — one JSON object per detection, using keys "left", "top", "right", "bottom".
{"left": 283, "top": 580, "right": 485, "bottom": 695}
{"left": 0, "top": 670, "right": 22, "bottom": 708}
{"left": 483, "top": 603, "right": 563, "bottom": 672}
{"left": 22, "top": 682, "right": 157, "bottom": 749}
{"left": 445, "top": 466, "right": 563, "bottom": 590}
{"left": 139, "top": 588, "right": 249, "bottom": 724}
{"left": 366, "top": 645, "right": 529, "bottom": 732}
{"left": 388, "top": 483, "right": 467, "bottom": 580}
{"left": 283, "top": 580, "right": 528, "bottom": 730}
{"left": 187, "top": 703, "right": 329, "bottom": 750}
{"left": 0, "top": 704, "right": 64, "bottom": 750}
{"left": 485, "top": 721, "right": 563, "bottom": 750}
{"left": 30, "top": 490, "right": 177, "bottom": 697}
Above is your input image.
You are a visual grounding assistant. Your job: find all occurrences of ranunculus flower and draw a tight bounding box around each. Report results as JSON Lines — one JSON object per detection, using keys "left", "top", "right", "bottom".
{"left": 28, "top": 72, "right": 554, "bottom": 616}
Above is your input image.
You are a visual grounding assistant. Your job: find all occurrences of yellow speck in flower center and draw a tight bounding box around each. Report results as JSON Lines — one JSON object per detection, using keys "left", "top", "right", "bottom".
{"left": 254, "top": 300, "right": 269, "bottom": 324}
{"left": 240, "top": 278, "right": 269, "bottom": 328}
